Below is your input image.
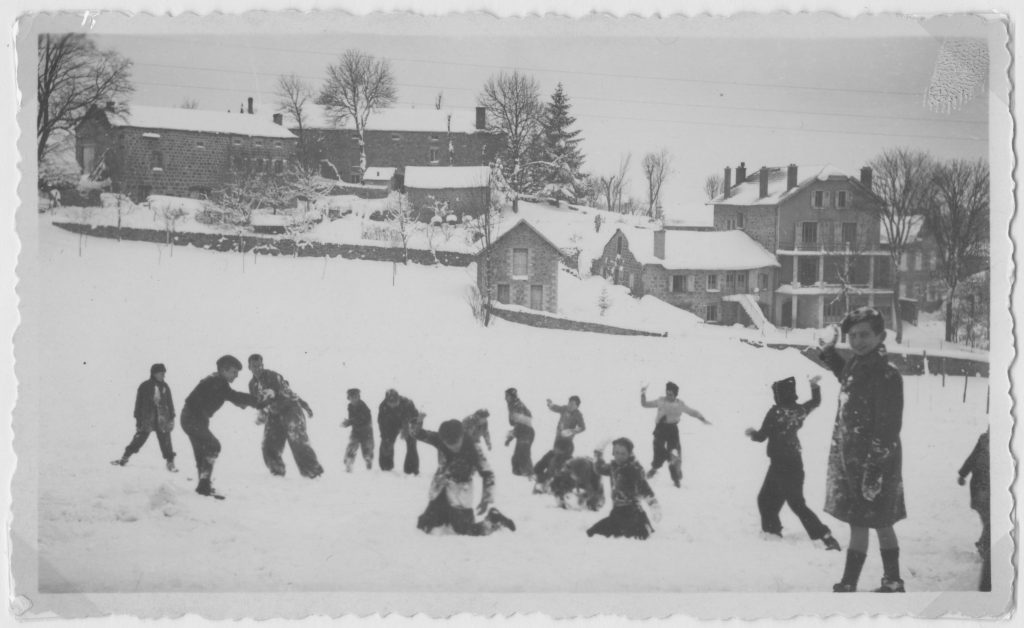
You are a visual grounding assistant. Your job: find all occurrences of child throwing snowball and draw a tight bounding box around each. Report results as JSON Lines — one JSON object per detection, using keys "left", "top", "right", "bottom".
{"left": 586, "top": 438, "right": 660, "bottom": 540}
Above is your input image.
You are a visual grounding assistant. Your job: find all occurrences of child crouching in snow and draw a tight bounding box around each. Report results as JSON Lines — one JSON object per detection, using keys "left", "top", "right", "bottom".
{"left": 410, "top": 415, "right": 516, "bottom": 536}
{"left": 746, "top": 374, "right": 841, "bottom": 551}
{"left": 587, "top": 438, "right": 661, "bottom": 540}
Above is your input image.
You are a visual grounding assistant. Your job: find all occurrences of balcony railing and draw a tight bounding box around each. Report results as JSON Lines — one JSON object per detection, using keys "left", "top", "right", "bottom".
{"left": 794, "top": 237, "right": 867, "bottom": 252}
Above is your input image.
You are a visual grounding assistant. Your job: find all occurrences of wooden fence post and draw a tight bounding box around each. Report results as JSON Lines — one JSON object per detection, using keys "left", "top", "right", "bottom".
{"left": 962, "top": 373, "right": 969, "bottom": 403}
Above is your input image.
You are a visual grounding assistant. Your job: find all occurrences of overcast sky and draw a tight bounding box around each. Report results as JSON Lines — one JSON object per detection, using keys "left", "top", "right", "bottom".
{"left": 86, "top": 13, "right": 991, "bottom": 211}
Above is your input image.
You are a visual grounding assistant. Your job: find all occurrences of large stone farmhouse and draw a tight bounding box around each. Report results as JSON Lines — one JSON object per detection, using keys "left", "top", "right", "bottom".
{"left": 297, "top": 105, "right": 503, "bottom": 184}
{"left": 709, "top": 163, "right": 894, "bottom": 329}
{"left": 594, "top": 227, "right": 779, "bottom": 326}
{"left": 75, "top": 100, "right": 298, "bottom": 202}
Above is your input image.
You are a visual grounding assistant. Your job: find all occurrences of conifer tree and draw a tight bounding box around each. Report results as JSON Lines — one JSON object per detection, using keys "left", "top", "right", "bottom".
{"left": 536, "top": 83, "right": 585, "bottom": 201}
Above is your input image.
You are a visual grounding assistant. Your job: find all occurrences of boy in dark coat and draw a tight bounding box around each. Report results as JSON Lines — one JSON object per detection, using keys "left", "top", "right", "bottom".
{"left": 504, "top": 388, "right": 535, "bottom": 479}
{"left": 342, "top": 388, "right": 374, "bottom": 472}
{"left": 180, "top": 355, "right": 258, "bottom": 498}
{"left": 587, "top": 438, "right": 661, "bottom": 540}
{"left": 533, "top": 396, "right": 587, "bottom": 490}
{"left": 410, "top": 416, "right": 516, "bottom": 536}
{"left": 461, "top": 409, "right": 492, "bottom": 451}
{"left": 640, "top": 381, "right": 711, "bottom": 487}
{"left": 248, "top": 355, "right": 324, "bottom": 479}
{"left": 959, "top": 428, "right": 990, "bottom": 590}
{"left": 377, "top": 388, "right": 420, "bottom": 475}
{"left": 112, "top": 363, "right": 178, "bottom": 472}
{"left": 820, "top": 308, "right": 907, "bottom": 593}
{"left": 746, "top": 375, "right": 840, "bottom": 550}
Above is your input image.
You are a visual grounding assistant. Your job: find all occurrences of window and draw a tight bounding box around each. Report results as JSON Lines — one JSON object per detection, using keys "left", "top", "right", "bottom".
{"left": 274, "top": 141, "right": 282, "bottom": 149}
{"left": 232, "top": 137, "right": 243, "bottom": 147}
{"left": 254, "top": 139, "right": 264, "bottom": 148}
{"left": 930, "top": 252, "right": 938, "bottom": 270}
{"left": 801, "top": 222, "right": 818, "bottom": 245}
{"left": 530, "top": 285, "right": 544, "bottom": 310}
{"left": 915, "top": 251, "right": 923, "bottom": 271}
{"left": 737, "top": 272, "right": 748, "bottom": 291}
{"left": 352, "top": 135, "right": 361, "bottom": 143}
{"left": 899, "top": 283, "right": 908, "bottom": 298}
{"left": 705, "top": 304, "right": 719, "bottom": 322}
{"left": 842, "top": 222, "right": 858, "bottom": 247}
{"left": 725, "top": 273, "right": 736, "bottom": 291}
{"left": 391, "top": 133, "right": 401, "bottom": 142}
{"left": 813, "top": 190, "right": 826, "bottom": 209}
{"left": 758, "top": 273, "right": 768, "bottom": 290}
{"left": 825, "top": 299, "right": 845, "bottom": 318}
{"left": 706, "top": 274, "right": 719, "bottom": 291}
{"left": 512, "top": 248, "right": 529, "bottom": 277}
{"left": 429, "top": 147, "right": 440, "bottom": 164}
{"left": 274, "top": 159, "right": 284, "bottom": 174}
{"left": 686, "top": 275, "right": 696, "bottom": 292}
{"left": 430, "top": 135, "right": 440, "bottom": 142}
{"left": 900, "top": 254, "right": 909, "bottom": 271}
{"left": 914, "top": 283, "right": 923, "bottom": 298}
{"left": 195, "top": 140, "right": 206, "bottom": 149}
{"left": 737, "top": 213, "right": 745, "bottom": 228}
{"left": 798, "top": 257, "right": 818, "bottom": 286}
{"left": 836, "top": 190, "right": 848, "bottom": 209}
{"left": 671, "top": 275, "right": 685, "bottom": 293}
{"left": 150, "top": 151, "right": 164, "bottom": 170}
{"left": 497, "top": 284, "right": 510, "bottom": 304}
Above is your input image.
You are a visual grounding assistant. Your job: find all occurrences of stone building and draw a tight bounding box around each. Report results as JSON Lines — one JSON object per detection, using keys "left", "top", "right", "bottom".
{"left": 296, "top": 105, "right": 502, "bottom": 184}
{"left": 478, "top": 219, "right": 563, "bottom": 313}
{"left": 710, "top": 163, "right": 895, "bottom": 328}
{"left": 593, "top": 227, "right": 779, "bottom": 326}
{"left": 405, "top": 166, "right": 491, "bottom": 220}
{"left": 75, "top": 100, "right": 298, "bottom": 202}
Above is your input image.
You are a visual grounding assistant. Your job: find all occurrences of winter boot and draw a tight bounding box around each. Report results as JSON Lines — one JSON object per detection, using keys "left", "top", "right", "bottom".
{"left": 166, "top": 460, "right": 178, "bottom": 473}
{"left": 822, "top": 533, "right": 842, "bottom": 551}
{"left": 110, "top": 456, "right": 129, "bottom": 466}
{"left": 833, "top": 550, "right": 867, "bottom": 592}
{"left": 873, "top": 548, "right": 905, "bottom": 592}
{"left": 196, "top": 478, "right": 224, "bottom": 499}
{"left": 345, "top": 462, "right": 353, "bottom": 473}
{"left": 486, "top": 508, "right": 517, "bottom": 532}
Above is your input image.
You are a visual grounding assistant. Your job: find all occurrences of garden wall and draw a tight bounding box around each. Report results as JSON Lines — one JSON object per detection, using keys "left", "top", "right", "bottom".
{"left": 488, "top": 305, "right": 667, "bottom": 337}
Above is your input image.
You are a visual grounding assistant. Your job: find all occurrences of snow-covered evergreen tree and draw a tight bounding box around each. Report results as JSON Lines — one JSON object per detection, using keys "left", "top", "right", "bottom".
{"left": 536, "top": 83, "right": 586, "bottom": 202}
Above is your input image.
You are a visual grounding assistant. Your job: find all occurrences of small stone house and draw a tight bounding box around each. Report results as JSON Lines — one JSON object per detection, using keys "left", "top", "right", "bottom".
{"left": 477, "top": 219, "right": 563, "bottom": 313}
{"left": 405, "top": 165, "right": 491, "bottom": 221}
{"left": 362, "top": 167, "right": 396, "bottom": 188}
{"left": 594, "top": 227, "right": 779, "bottom": 325}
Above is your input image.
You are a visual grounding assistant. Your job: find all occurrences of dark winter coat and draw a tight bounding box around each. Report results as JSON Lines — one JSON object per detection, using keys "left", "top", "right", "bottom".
{"left": 749, "top": 382, "right": 821, "bottom": 465}
{"left": 548, "top": 404, "right": 586, "bottom": 453}
{"left": 959, "top": 431, "right": 990, "bottom": 513}
{"left": 249, "top": 370, "right": 312, "bottom": 420}
{"left": 378, "top": 396, "right": 419, "bottom": 440}
{"left": 414, "top": 426, "right": 495, "bottom": 509}
{"left": 594, "top": 454, "right": 656, "bottom": 508}
{"left": 182, "top": 373, "right": 256, "bottom": 423}
{"left": 821, "top": 345, "right": 906, "bottom": 528}
{"left": 134, "top": 377, "right": 176, "bottom": 433}
{"left": 345, "top": 400, "right": 373, "bottom": 437}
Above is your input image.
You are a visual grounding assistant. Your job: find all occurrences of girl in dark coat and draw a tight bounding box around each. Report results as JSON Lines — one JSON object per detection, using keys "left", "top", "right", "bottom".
{"left": 586, "top": 438, "right": 661, "bottom": 540}
{"left": 820, "top": 307, "right": 906, "bottom": 593}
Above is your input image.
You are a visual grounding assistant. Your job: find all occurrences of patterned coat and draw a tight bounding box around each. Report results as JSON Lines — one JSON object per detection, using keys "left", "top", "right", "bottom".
{"left": 414, "top": 426, "right": 495, "bottom": 510}
{"left": 821, "top": 345, "right": 906, "bottom": 528}
{"left": 134, "top": 377, "right": 176, "bottom": 433}
{"left": 749, "top": 382, "right": 821, "bottom": 465}
{"left": 594, "top": 454, "right": 656, "bottom": 508}
{"left": 249, "top": 370, "right": 312, "bottom": 425}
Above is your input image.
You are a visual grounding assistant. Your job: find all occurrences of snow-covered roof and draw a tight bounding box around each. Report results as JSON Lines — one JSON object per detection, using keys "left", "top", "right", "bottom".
{"left": 483, "top": 219, "right": 564, "bottom": 255}
{"left": 363, "top": 167, "right": 396, "bottom": 181}
{"left": 405, "top": 166, "right": 490, "bottom": 189}
{"left": 879, "top": 215, "right": 925, "bottom": 245}
{"left": 301, "top": 104, "right": 486, "bottom": 133}
{"left": 662, "top": 204, "right": 714, "bottom": 229}
{"left": 108, "top": 105, "right": 297, "bottom": 139}
{"left": 616, "top": 227, "right": 779, "bottom": 271}
{"left": 709, "top": 164, "right": 869, "bottom": 206}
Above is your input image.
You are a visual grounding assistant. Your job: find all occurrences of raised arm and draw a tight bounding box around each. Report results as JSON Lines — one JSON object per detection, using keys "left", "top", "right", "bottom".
{"left": 640, "top": 390, "right": 659, "bottom": 409}
{"left": 801, "top": 378, "right": 822, "bottom": 414}
{"left": 819, "top": 347, "right": 847, "bottom": 380}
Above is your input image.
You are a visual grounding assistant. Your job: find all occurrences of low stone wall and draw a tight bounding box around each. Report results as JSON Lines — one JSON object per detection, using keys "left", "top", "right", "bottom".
{"left": 488, "top": 306, "right": 667, "bottom": 337}
{"left": 749, "top": 341, "right": 990, "bottom": 378}
{"left": 53, "top": 222, "right": 476, "bottom": 267}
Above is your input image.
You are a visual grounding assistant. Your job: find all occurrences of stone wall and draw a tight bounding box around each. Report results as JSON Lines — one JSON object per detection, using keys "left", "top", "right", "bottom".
{"left": 488, "top": 306, "right": 667, "bottom": 337}
{"left": 53, "top": 222, "right": 475, "bottom": 266}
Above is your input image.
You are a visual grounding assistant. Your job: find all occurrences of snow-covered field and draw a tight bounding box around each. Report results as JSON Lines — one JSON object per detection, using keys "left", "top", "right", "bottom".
{"left": 29, "top": 221, "right": 992, "bottom": 597}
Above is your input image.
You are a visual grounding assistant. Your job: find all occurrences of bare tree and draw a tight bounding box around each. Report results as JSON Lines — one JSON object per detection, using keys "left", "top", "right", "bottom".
{"left": 37, "top": 33, "right": 134, "bottom": 162}
{"left": 597, "top": 153, "right": 632, "bottom": 213}
{"left": 276, "top": 73, "right": 313, "bottom": 133}
{"left": 179, "top": 98, "right": 200, "bottom": 109}
{"left": 642, "top": 149, "right": 673, "bottom": 218}
{"left": 316, "top": 50, "right": 397, "bottom": 177}
{"left": 478, "top": 70, "right": 543, "bottom": 193}
{"left": 868, "top": 147, "right": 935, "bottom": 344}
{"left": 927, "top": 157, "right": 989, "bottom": 342}
{"left": 704, "top": 173, "right": 724, "bottom": 201}
{"left": 385, "top": 193, "right": 417, "bottom": 265}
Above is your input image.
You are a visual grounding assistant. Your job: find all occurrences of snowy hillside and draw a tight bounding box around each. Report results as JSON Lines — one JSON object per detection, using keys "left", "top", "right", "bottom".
{"left": 32, "top": 221, "right": 991, "bottom": 597}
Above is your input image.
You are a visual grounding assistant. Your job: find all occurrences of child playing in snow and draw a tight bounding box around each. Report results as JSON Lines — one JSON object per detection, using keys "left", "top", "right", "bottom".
{"left": 112, "top": 363, "right": 178, "bottom": 472}
{"left": 959, "top": 428, "right": 990, "bottom": 591}
{"left": 504, "top": 388, "right": 535, "bottom": 479}
{"left": 586, "top": 438, "right": 661, "bottom": 540}
{"left": 819, "top": 307, "right": 907, "bottom": 593}
{"left": 410, "top": 415, "right": 516, "bottom": 536}
{"left": 641, "top": 381, "right": 711, "bottom": 487}
{"left": 342, "top": 388, "right": 374, "bottom": 472}
{"left": 533, "top": 396, "right": 587, "bottom": 491}
{"left": 746, "top": 375, "right": 841, "bottom": 551}
{"left": 461, "top": 408, "right": 492, "bottom": 451}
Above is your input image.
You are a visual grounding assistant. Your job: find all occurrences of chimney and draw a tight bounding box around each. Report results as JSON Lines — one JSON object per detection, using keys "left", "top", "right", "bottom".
{"left": 787, "top": 164, "right": 798, "bottom": 190}
{"left": 247, "top": 97, "right": 254, "bottom": 115}
{"left": 653, "top": 229, "right": 666, "bottom": 260}
{"left": 860, "top": 166, "right": 873, "bottom": 191}
{"left": 758, "top": 166, "right": 769, "bottom": 199}
{"left": 723, "top": 166, "right": 732, "bottom": 199}
{"left": 736, "top": 162, "right": 747, "bottom": 184}
{"left": 475, "top": 107, "right": 486, "bottom": 130}
{"left": 272, "top": 113, "right": 283, "bottom": 126}
{"left": 105, "top": 101, "right": 116, "bottom": 112}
